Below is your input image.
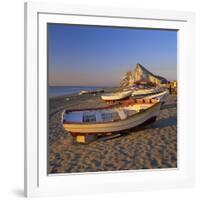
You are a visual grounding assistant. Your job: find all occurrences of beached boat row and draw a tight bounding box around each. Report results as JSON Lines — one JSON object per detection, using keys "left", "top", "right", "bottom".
{"left": 101, "top": 87, "right": 168, "bottom": 102}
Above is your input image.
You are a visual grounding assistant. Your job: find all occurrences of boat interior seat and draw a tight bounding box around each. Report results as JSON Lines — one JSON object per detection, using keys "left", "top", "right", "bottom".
{"left": 136, "top": 99, "right": 145, "bottom": 104}
{"left": 64, "top": 112, "right": 83, "bottom": 123}
{"left": 82, "top": 113, "right": 96, "bottom": 122}
{"left": 96, "top": 112, "right": 103, "bottom": 122}
{"left": 115, "top": 108, "right": 127, "bottom": 120}
{"left": 124, "top": 109, "right": 137, "bottom": 116}
{"left": 101, "top": 112, "right": 120, "bottom": 122}
{"left": 144, "top": 98, "right": 151, "bottom": 104}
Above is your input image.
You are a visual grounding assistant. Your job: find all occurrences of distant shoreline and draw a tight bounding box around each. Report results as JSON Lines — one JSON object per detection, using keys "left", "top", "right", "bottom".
{"left": 48, "top": 86, "right": 118, "bottom": 99}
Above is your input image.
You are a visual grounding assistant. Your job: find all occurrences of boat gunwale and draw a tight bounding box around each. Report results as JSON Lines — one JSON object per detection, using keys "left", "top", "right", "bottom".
{"left": 132, "top": 89, "right": 168, "bottom": 97}
{"left": 101, "top": 91, "right": 132, "bottom": 100}
{"left": 63, "top": 100, "right": 161, "bottom": 125}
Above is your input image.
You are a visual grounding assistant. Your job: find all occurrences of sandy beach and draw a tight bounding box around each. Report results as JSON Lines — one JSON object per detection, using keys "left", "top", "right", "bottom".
{"left": 48, "top": 93, "right": 177, "bottom": 174}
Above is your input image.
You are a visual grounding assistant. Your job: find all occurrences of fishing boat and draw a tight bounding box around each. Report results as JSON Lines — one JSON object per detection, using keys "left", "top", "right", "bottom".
{"left": 132, "top": 87, "right": 160, "bottom": 96}
{"left": 62, "top": 98, "right": 161, "bottom": 143}
{"left": 78, "top": 90, "right": 89, "bottom": 95}
{"left": 79, "top": 89, "right": 104, "bottom": 95}
{"left": 144, "top": 90, "right": 169, "bottom": 102}
{"left": 101, "top": 90, "right": 132, "bottom": 102}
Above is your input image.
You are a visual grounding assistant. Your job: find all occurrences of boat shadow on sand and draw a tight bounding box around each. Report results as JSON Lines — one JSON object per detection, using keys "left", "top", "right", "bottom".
{"left": 97, "top": 116, "right": 177, "bottom": 142}
{"left": 147, "top": 116, "right": 177, "bottom": 129}
{"left": 107, "top": 100, "right": 177, "bottom": 139}
{"left": 98, "top": 98, "right": 177, "bottom": 141}
{"left": 161, "top": 103, "right": 177, "bottom": 110}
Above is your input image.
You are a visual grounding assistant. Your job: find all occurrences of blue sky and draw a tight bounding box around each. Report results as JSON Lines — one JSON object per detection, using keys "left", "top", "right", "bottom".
{"left": 48, "top": 24, "right": 177, "bottom": 86}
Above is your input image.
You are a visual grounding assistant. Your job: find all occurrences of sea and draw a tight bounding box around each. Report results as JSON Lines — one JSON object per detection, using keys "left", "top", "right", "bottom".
{"left": 48, "top": 86, "right": 104, "bottom": 98}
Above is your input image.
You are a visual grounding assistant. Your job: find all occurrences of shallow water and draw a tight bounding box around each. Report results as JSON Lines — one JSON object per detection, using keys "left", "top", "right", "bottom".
{"left": 48, "top": 86, "right": 104, "bottom": 97}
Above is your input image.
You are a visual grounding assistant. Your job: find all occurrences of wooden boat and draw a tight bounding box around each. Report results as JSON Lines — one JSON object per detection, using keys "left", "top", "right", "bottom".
{"left": 101, "top": 90, "right": 132, "bottom": 102}
{"left": 78, "top": 90, "right": 89, "bottom": 95}
{"left": 143, "top": 90, "right": 169, "bottom": 102}
{"left": 79, "top": 89, "right": 104, "bottom": 95}
{"left": 132, "top": 87, "right": 159, "bottom": 96}
{"left": 62, "top": 98, "right": 161, "bottom": 143}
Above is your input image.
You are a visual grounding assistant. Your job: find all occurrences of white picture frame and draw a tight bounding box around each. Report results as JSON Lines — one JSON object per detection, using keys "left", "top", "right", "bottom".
{"left": 24, "top": 2, "right": 195, "bottom": 197}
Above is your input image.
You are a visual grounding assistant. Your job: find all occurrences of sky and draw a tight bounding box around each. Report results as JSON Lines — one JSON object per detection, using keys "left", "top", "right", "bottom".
{"left": 48, "top": 23, "right": 177, "bottom": 87}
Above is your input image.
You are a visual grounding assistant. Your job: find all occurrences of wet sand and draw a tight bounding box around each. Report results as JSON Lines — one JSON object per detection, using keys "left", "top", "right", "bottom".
{"left": 48, "top": 93, "right": 177, "bottom": 174}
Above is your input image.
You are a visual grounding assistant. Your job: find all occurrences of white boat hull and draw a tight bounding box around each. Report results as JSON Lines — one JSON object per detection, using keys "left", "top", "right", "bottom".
{"left": 101, "top": 91, "right": 132, "bottom": 101}
{"left": 131, "top": 88, "right": 165, "bottom": 97}
{"left": 144, "top": 90, "right": 169, "bottom": 101}
{"left": 63, "top": 102, "right": 161, "bottom": 135}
